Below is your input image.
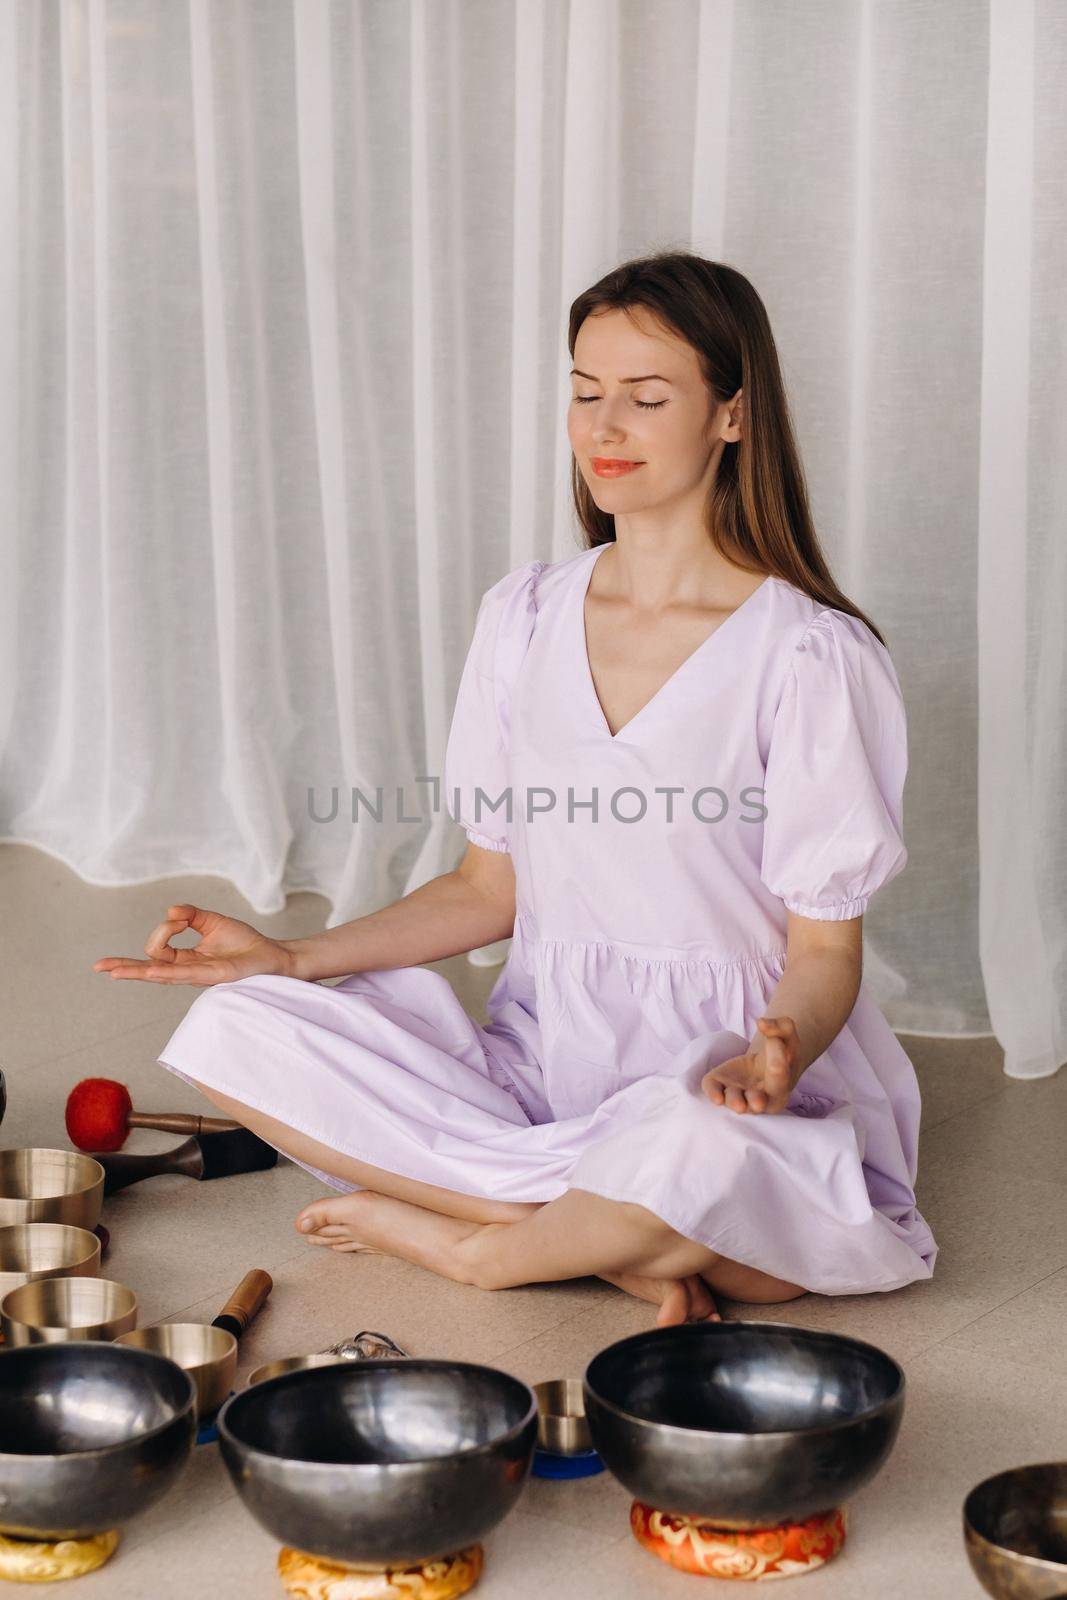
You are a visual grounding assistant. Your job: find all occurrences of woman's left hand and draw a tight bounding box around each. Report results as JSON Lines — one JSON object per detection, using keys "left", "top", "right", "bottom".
{"left": 701, "top": 1016, "right": 801, "bottom": 1115}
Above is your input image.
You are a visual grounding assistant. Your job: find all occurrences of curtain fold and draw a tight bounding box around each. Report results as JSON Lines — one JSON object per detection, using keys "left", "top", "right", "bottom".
{"left": 1, "top": 0, "right": 1063, "bottom": 1080}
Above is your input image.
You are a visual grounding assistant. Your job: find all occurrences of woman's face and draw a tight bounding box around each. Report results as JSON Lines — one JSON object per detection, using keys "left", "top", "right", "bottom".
{"left": 568, "top": 306, "right": 739, "bottom": 519}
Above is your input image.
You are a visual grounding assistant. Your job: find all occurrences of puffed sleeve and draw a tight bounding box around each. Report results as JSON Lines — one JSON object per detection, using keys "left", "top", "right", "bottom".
{"left": 443, "top": 559, "right": 543, "bottom": 852}
{"left": 760, "top": 609, "right": 909, "bottom": 920}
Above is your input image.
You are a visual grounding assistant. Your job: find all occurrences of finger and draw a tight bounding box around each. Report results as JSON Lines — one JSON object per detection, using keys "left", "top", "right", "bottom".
{"left": 106, "top": 966, "right": 174, "bottom": 983}
{"left": 758, "top": 1015, "right": 797, "bottom": 1047}
{"left": 746, "top": 1088, "right": 768, "bottom": 1113}
{"left": 145, "top": 918, "right": 193, "bottom": 963}
{"left": 167, "top": 903, "right": 211, "bottom": 930}
{"left": 725, "top": 1085, "right": 748, "bottom": 1114}
{"left": 702, "top": 1075, "right": 726, "bottom": 1105}
{"left": 96, "top": 959, "right": 182, "bottom": 980}
{"left": 105, "top": 962, "right": 223, "bottom": 985}
{"left": 763, "top": 1041, "right": 792, "bottom": 1093}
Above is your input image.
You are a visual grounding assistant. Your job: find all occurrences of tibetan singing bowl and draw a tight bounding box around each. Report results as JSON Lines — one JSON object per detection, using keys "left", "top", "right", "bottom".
{"left": 0, "top": 1341, "right": 196, "bottom": 1539}
{"left": 534, "top": 1378, "right": 592, "bottom": 1455}
{"left": 115, "top": 1325, "right": 238, "bottom": 1420}
{"left": 1, "top": 1275, "right": 138, "bottom": 1345}
{"left": 584, "top": 1321, "right": 905, "bottom": 1529}
{"left": 246, "top": 1351, "right": 350, "bottom": 1387}
{"left": 964, "top": 1462, "right": 1067, "bottom": 1598}
{"left": 218, "top": 1358, "right": 538, "bottom": 1568}
{"left": 0, "top": 1222, "right": 101, "bottom": 1298}
{"left": 0, "top": 1148, "right": 105, "bottom": 1230}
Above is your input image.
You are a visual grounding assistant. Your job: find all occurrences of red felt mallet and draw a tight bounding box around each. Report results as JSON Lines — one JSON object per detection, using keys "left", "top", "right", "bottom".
{"left": 65, "top": 1077, "right": 238, "bottom": 1153}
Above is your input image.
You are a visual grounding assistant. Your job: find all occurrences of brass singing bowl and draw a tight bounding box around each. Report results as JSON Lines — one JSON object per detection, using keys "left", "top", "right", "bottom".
{"left": 0, "top": 1223, "right": 101, "bottom": 1299}
{"left": 0, "top": 1342, "right": 196, "bottom": 1540}
{"left": 964, "top": 1462, "right": 1067, "bottom": 1598}
{"left": 0, "top": 1149, "right": 105, "bottom": 1231}
{"left": 115, "top": 1325, "right": 238, "bottom": 1420}
{"left": 584, "top": 1321, "right": 905, "bottom": 1529}
{"left": 1, "top": 1276, "right": 137, "bottom": 1345}
{"left": 246, "top": 1351, "right": 350, "bottom": 1387}
{"left": 534, "top": 1378, "right": 592, "bottom": 1456}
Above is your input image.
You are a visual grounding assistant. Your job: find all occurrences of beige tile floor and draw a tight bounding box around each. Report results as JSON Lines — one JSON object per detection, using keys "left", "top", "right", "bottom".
{"left": 2, "top": 840, "right": 1066, "bottom": 1597}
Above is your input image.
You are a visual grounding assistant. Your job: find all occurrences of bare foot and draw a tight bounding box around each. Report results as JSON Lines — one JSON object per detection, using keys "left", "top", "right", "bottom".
{"left": 599, "top": 1269, "right": 722, "bottom": 1327}
{"left": 295, "top": 1189, "right": 478, "bottom": 1277}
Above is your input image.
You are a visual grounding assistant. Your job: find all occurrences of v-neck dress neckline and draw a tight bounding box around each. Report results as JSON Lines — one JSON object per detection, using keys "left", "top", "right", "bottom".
{"left": 576, "top": 543, "right": 774, "bottom": 742}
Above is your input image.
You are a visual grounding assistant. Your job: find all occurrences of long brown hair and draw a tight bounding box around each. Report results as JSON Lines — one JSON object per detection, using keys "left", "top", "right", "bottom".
{"left": 568, "top": 250, "right": 887, "bottom": 648}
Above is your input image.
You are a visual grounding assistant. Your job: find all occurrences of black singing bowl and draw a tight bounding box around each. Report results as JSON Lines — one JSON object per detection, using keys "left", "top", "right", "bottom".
{"left": 584, "top": 1321, "right": 904, "bottom": 1529}
{"left": 0, "top": 1341, "right": 197, "bottom": 1539}
{"left": 964, "top": 1462, "right": 1067, "bottom": 1599}
{"left": 217, "top": 1358, "right": 538, "bottom": 1568}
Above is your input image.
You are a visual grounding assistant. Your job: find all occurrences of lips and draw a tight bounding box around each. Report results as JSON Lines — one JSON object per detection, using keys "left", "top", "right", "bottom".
{"left": 591, "top": 458, "right": 644, "bottom": 477}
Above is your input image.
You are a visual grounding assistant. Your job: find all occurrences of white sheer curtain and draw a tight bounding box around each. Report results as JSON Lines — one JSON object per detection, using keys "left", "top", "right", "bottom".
{"left": 1, "top": 0, "right": 1063, "bottom": 1080}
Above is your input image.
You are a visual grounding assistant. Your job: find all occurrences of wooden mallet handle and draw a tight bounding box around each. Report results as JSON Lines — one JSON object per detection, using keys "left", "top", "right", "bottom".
{"left": 127, "top": 1112, "right": 237, "bottom": 1136}
{"left": 212, "top": 1269, "right": 273, "bottom": 1339}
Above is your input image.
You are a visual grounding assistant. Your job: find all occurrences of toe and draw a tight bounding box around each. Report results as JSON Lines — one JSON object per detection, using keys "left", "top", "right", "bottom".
{"left": 296, "top": 1200, "right": 335, "bottom": 1233}
{"left": 684, "top": 1274, "right": 721, "bottom": 1322}
{"left": 655, "top": 1281, "right": 690, "bottom": 1327}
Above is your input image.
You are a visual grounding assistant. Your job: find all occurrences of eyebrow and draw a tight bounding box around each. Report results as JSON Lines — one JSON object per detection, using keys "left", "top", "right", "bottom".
{"left": 570, "top": 368, "right": 673, "bottom": 384}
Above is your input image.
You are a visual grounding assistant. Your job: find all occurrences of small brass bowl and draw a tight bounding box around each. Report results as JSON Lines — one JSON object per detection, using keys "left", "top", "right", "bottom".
{"left": 964, "top": 1462, "right": 1067, "bottom": 1598}
{"left": 1, "top": 1276, "right": 137, "bottom": 1345}
{"left": 534, "top": 1378, "right": 592, "bottom": 1455}
{"left": 0, "top": 1223, "right": 101, "bottom": 1299}
{"left": 246, "top": 1351, "right": 350, "bottom": 1387}
{"left": 116, "top": 1325, "right": 238, "bottom": 1420}
{"left": 0, "top": 1150, "right": 105, "bottom": 1231}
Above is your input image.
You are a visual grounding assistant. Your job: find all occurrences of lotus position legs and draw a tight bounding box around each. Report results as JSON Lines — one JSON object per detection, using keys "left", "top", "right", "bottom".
{"left": 181, "top": 1077, "right": 807, "bottom": 1326}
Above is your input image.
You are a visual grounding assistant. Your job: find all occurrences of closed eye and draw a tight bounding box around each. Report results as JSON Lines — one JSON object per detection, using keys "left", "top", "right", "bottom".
{"left": 573, "top": 396, "right": 666, "bottom": 411}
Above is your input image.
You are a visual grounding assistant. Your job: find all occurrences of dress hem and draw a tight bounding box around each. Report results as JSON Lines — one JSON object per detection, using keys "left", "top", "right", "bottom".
{"left": 566, "top": 1176, "right": 936, "bottom": 1298}
{"left": 158, "top": 1048, "right": 930, "bottom": 1298}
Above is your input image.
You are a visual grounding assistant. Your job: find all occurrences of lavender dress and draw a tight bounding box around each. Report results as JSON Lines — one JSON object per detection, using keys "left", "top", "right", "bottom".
{"left": 157, "top": 545, "right": 937, "bottom": 1295}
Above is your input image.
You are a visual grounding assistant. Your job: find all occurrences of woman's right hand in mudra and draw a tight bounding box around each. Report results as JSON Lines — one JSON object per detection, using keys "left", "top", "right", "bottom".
{"left": 93, "top": 903, "right": 296, "bottom": 986}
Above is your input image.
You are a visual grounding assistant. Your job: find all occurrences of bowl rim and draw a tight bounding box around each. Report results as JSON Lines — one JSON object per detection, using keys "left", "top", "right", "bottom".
{"left": 0, "top": 1339, "right": 197, "bottom": 1461}
{"left": 218, "top": 1356, "right": 538, "bottom": 1469}
{"left": 0, "top": 1149, "right": 105, "bottom": 1200}
{"left": 533, "top": 1377, "right": 587, "bottom": 1420}
{"left": 0, "top": 1222, "right": 102, "bottom": 1270}
{"left": 963, "top": 1461, "right": 1067, "bottom": 1572}
{"left": 114, "top": 1322, "right": 239, "bottom": 1371}
{"left": 0, "top": 1273, "right": 137, "bottom": 1328}
{"left": 583, "top": 1319, "right": 906, "bottom": 1442}
{"left": 245, "top": 1351, "right": 350, "bottom": 1386}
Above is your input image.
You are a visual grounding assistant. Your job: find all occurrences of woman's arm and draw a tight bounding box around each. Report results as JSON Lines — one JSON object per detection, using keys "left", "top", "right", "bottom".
{"left": 757, "top": 914, "right": 863, "bottom": 1072}
{"left": 702, "top": 915, "right": 863, "bottom": 1114}
{"left": 280, "top": 841, "right": 517, "bottom": 982}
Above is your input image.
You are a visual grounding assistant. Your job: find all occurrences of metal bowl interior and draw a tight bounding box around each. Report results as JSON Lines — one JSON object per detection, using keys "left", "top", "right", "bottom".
{"left": 963, "top": 1462, "right": 1067, "bottom": 1599}
{"left": 0, "top": 1150, "right": 105, "bottom": 1231}
{"left": 584, "top": 1321, "right": 905, "bottom": 1528}
{"left": 115, "top": 1325, "right": 238, "bottom": 1419}
{"left": 1, "top": 1275, "right": 138, "bottom": 1344}
{"left": 246, "top": 1351, "right": 351, "bottom": 1387}
{"left": 0, "top": 1341, "right": 197, "bottom": 1539}
{"left": 534, "top": 1378, "right": 591, "bottom": 1455}
{"left": 0, "top": 1223, "right": 101, "bottom": 1298}
{"left": 217, "top": 1358, "right": 538, "bottom": 1568}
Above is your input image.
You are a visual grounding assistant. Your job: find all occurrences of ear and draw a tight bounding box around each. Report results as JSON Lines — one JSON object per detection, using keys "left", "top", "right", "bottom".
{"left": 723, "top": 387, "right": 743, "bottom": 443}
